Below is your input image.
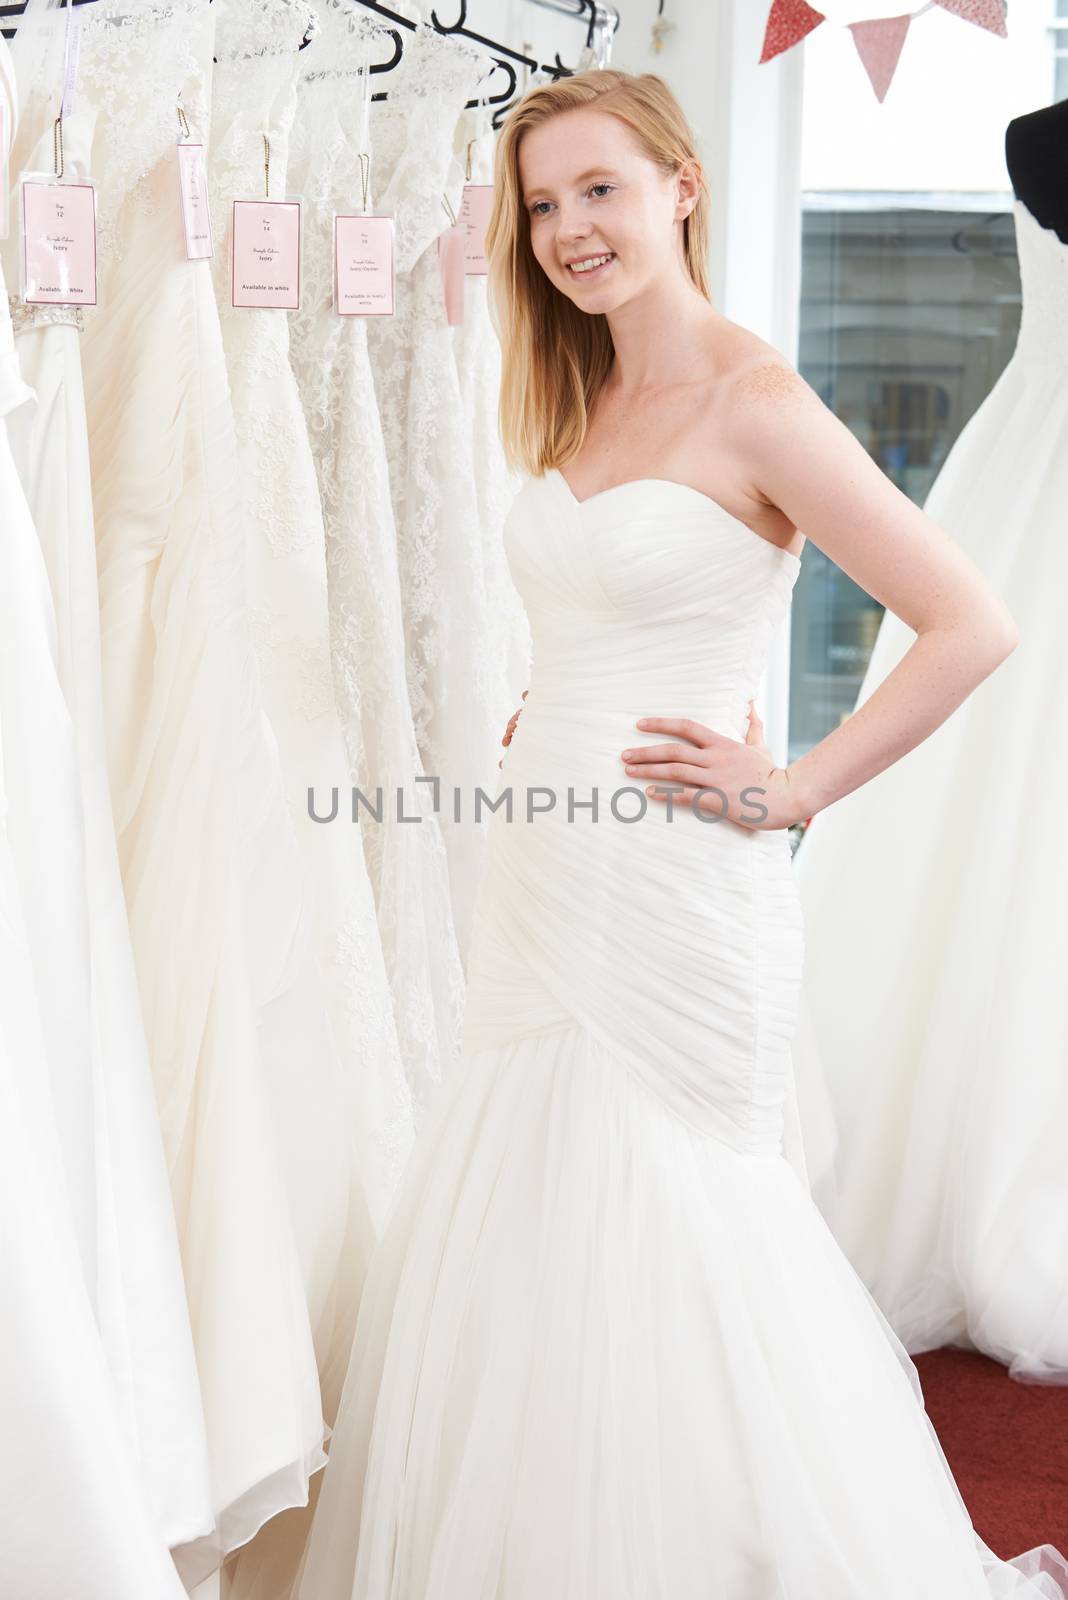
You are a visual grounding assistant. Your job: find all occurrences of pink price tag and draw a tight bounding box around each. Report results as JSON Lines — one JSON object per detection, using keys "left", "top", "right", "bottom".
{"left": 231, "top": 198, "right": 301, "bottom": 310}
{"left": 20, "top": 178, "right": 97, "bottom": 306}
{"left": 334, "top": 213, "right": 395, "bottom": 318}
{"left": 459, "top": 183, "right": 494, "bottom": 276}
{"left": 177, "top": 142, "right": 213, "bottom": 261}
{"left": 437, "top": 222, "right": 465, "bottom": 326}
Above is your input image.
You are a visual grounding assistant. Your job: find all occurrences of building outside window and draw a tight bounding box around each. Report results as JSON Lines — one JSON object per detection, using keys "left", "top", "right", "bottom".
{"left": 788, "top": 2, "right": 1059, "bottom": 763}
{"left": 1055, "top": 0, "right": 1068, "bottom": 100}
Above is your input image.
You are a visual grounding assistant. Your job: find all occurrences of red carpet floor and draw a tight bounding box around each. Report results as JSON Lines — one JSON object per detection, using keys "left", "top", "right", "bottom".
{"left": 915, "top": 1349, "right": 1068, "bottom": 1560}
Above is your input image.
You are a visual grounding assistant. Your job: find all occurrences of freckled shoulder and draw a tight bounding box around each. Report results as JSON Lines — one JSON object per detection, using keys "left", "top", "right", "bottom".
{"left": 729, "top": 359, "right": 811, "bottom": 412}
{"left": 721, "top": 359, "right": 819, "bottom": 460}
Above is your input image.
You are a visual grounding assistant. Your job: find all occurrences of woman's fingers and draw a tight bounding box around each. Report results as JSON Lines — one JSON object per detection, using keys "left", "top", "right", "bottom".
{"left": 502, "top": 691, "right": 529, "bottom": 748}
{"left": 632, "top": 715, "right": 714, "bottom": 748}
{"left": 623, "top": 762, "right": 712, "bottom": 785}
{"left": 621, "top": 741, "right": 701, "bottom": 766}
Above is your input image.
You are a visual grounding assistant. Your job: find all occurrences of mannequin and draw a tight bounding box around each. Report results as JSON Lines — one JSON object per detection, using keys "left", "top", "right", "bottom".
{"left": 1005, "top": 95, "right": 1068, "bottom": 243}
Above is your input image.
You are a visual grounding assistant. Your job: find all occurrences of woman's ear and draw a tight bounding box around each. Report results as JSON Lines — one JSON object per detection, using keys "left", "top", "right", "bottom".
{"left": 675, "top": 158, "right": 702, "bottom": 221}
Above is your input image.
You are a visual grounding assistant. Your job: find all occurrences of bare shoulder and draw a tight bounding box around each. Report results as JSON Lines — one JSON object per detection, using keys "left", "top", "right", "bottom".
{"left": 720, "top": 338, "right": 814, "bottom": 419}
{"left": 711, "top": 339, "right": 828, "bottom": 479}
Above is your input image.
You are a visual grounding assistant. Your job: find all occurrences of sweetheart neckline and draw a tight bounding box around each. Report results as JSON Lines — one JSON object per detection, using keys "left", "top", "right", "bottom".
{"left": 548, "top": 468, "right": 804, "bottom": 569}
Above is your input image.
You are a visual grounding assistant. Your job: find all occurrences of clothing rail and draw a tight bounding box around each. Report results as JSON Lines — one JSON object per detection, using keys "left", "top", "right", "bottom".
{"left": 1, "top": 0, "right": 608, "bottom": 120}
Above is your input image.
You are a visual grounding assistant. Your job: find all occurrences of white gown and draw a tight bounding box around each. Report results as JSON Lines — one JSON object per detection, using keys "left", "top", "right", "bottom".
{"left": 367, "top": 22, "right": 505, "bottom": 960}
{"left": 76, "top": 0, "right": 325, "bottom": 1579}
{"left": 449, "top": 106, "right": 533, "bottom": 843}
{"left": 0, "top": 63, "right": 186, "bottom": 1590}
{"left": 295, "top": 471, "right": 1068, "bottom": 1599}
{"left": 209, "top": 0, "right": 404, "bottom": 1380}
{"left": 793, "top": 198, "right": 1068, "bottom": 1384}
{"left": 3, "top": 5, "right": 214, "bottom": 1550}
{"left": 289, "top": 0, "right": 465, "bottom": 1125}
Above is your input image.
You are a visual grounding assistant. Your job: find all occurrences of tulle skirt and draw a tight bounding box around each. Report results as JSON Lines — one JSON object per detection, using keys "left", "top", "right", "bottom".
{"left": 295, "top": 1020, "right": 1068, "bottom": 1599}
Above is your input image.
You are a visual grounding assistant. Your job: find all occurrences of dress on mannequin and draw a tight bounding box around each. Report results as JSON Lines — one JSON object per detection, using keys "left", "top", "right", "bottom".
{"left": 295, "top": 471, "right": 1068, "bottom": 1600}
{"left": 791, "top": 188, "right": 1068, "bottom": 1384}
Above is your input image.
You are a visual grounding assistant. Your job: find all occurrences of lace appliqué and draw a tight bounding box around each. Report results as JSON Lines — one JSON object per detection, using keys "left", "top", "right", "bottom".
{"left": 8, "top": 295, "right": 86, "bottom": 334}
{"left": 288, "top": 3, "right": 467, "bottom": 1119}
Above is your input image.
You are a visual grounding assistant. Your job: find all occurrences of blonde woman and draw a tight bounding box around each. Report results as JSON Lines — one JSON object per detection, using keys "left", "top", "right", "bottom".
{"left": 297, "top": 69, "right": 1068, "bottom": 1598}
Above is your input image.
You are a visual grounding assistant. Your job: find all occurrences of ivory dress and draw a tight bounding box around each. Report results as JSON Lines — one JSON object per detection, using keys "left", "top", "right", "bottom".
{"left": 793, "top": 198, "right": 1068, "bottom": 1385}
{"left": 366, "top": 21, "right": 504, "bottom": 959}
{"left": 209, "top": 0, "right": 408, "bottom": 1385}
{"left": 3, "top": 0, "right": 212, "bottom": 1549}
{"left": 289, "top": 0, "right": 465, "bottom": 1124}
{"left": 0, "top": 47, "right": 188, "bottom": 1591}
{"left": 77, "top": 0, "right": 325, "bottom": 1577}
{"left": 295, "top": 471, "right": 1068, "bottom": 1599}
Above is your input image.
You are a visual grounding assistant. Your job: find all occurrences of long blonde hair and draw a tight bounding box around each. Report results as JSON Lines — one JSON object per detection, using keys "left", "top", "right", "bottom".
{"left": 485, "top": 69, "right": 712, "bottom": 477}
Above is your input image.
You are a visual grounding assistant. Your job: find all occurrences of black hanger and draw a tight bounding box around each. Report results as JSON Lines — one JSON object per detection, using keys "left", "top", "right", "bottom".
{"left": 1, "top": 0, "right": 98, "bottom": 43}
{"left": 352, "top": 0, "right": 579, "bottom": 124}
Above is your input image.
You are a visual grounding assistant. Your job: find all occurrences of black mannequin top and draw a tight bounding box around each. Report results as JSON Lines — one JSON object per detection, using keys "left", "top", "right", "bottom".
{"left": 1004, "top": 96, "right": 1068, "bottom": 244}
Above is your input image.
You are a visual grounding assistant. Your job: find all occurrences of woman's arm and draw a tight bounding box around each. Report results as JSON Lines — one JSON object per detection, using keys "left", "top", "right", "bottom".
{"left": 730, "top": 362, "right": 1019, "bottom": 820}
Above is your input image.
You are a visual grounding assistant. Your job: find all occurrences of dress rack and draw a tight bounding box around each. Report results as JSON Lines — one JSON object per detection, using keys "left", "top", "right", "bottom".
{"left": 2, "top": 0, "right": 615, "bottom": 117}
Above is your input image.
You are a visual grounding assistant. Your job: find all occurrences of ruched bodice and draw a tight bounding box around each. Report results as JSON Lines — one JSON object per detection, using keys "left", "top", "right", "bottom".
{"left": 511, "top": 468, "right": 799, "bottom": 723}
{"left": 298, "top": 468, "right": 1068, "bottom": 1600}
{"left": 463, "top": 471, "right": 804, "bottom": 1160}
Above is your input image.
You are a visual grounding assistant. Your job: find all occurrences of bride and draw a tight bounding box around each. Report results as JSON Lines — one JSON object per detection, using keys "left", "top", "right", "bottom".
{"left": 295, "top": 67, "right": 1068, "bottom": 1599}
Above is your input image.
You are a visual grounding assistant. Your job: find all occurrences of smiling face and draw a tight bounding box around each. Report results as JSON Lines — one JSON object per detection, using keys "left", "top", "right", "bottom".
{"left": 517, "top": 104, "right": 698, "bottom": 315}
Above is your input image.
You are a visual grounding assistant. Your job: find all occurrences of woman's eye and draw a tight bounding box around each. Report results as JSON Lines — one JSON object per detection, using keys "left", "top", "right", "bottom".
{"left": 590, "top": 182, "right": 614, "bottom": 198}
{"left": 531, "top": 201, "right": 551, "bottom": 217}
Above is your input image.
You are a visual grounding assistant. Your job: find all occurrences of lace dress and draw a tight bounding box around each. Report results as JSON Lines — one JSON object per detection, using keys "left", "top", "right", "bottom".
{"left": 209, "top": 0, "right": 412, "bottom": 1357}
{"left": 76, "top": 0, "right": 325, "bottom": 1579}
{"left": 366, "top": 22, "right": 503, "bottom": 961}
{"left": 2, "top": 2, "right": 214, "bottom": 1553}
{"left": 793, "top": 198, "right": 1068, "bottom": 1384}
{"left": 289, "top": 0, "right": 465, "bottom": 1126}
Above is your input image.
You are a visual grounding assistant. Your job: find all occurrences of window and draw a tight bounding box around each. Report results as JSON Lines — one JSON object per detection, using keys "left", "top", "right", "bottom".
{"left": 788, "top": 0, "right": 1057, "bottom": 762}
{"left": 1055, "top": 0, "right": 1068, "bottom": 102}
{"left": 789, "top": 204, "right": 1022, "bottom": 760}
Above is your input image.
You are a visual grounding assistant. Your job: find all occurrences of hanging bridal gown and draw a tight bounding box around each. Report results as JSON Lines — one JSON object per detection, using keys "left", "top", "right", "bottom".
{"left": 449, "top": 105, "right": 532, "bottom": 821}
{"left": 209, "top": 0, "right": 407, "bottom": 1376}
{"left": 3, "top": 2, "right": 214, "bottom": 1550}
{"left": 208, "top": 4, "right": 416, "bottom": 1595}
{"left": 792, "top": 198, "right": 1068, "bottom": 1386}
{"left": 289, "top": 1, "right": 465, "bottom": 1125}
{"left": 296, "top": 471, "right": 1068, "bottom": 1600}
{"left": 0, "top": 64, "right": 186, "bottom": 1592}
{"left": 366, "top": 22, "right": 504, "bottom": 960}
{"left": 76, "top": 0, "right": 325, "bottom": 1580}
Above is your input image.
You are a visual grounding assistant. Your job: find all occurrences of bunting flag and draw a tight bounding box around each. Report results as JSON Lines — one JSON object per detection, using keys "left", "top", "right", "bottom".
{"left": 759, "top": 0, "right": 827, "bottom": 64}
{"left": 848, "top": 14, "right": 911, "bottom": 100}
{"left": 933, "top": 0, "right": 1007, "bottom": 36}
{"left": 760, "top": 0, "right": 1008, "bottom": 94}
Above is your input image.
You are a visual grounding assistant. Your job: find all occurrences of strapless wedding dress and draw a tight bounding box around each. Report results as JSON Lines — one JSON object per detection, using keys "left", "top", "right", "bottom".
{"left": 792, "top": 198, "right": 1068, "bottom": 1384}
{"left": 295, "top": 472, "right": 1068, "bottom": 1599}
